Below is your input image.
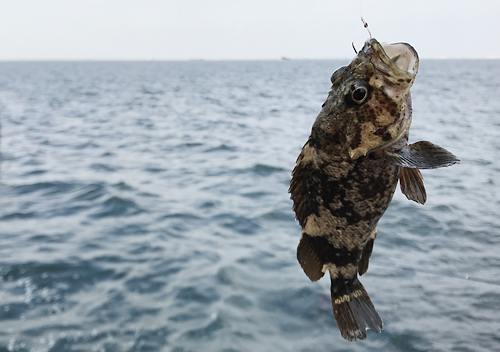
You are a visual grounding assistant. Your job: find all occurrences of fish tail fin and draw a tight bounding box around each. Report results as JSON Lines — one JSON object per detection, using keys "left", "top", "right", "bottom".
{"left": 331, "top": 277, "right": 383, "bottom": 341}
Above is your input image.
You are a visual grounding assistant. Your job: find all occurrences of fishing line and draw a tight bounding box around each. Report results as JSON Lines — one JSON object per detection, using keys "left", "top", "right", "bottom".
{"left": 352, "top": 0, "right": 366, "bottom": 54}
{"left": 370, "top": 262, "right": 500, "bottom": 288}
{"left": 359, "top": 0, "right": 372, "bottom": 41}
{"left": 361, "top": 17, "right": 372, "bottom": 38}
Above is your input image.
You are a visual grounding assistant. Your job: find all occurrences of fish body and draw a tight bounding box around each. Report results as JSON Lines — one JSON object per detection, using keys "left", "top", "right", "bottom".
{"left": 289, "top": 38, "right": 459, "bottom": 341}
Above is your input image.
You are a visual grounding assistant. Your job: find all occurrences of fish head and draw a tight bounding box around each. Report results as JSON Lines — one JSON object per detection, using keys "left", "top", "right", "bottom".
{"left": 323, "top": 38, "right": 419, "bottom": 159}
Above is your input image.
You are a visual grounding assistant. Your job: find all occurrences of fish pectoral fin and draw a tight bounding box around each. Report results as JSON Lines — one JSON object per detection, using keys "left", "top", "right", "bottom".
{"left": 358, "top": 228, "right": 377, "bottom": 276}
{"left": 385, "top": 141, "right": 460, "bottom": 169}
{"left": 399, "top": 167, "right": 427, "bottom": 204}
{"left": 297, "top": 234, "right": 326, "bottom": 282}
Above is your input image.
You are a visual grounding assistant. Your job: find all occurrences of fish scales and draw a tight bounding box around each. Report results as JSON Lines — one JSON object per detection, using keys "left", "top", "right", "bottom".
{"left": 289, "top": 38, "right": 459, "bottom": 341}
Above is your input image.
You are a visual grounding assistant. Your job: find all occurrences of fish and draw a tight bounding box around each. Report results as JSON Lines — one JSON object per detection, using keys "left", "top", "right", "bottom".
{"left": 289, "top": 38, "right": 459, "bottom": 341}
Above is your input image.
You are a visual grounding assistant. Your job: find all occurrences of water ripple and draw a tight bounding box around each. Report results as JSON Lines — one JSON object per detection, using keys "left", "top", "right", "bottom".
{"left": 90, "top": 196, "right": 143, "bottom": 218}
{"left": 0, "top": 60, "right": 498, "bottom": 352}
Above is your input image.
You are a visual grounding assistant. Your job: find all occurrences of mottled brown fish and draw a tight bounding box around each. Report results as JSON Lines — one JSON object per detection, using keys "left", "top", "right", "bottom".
{"left": 289, "top": 38, "right": 459, "bottom": 341}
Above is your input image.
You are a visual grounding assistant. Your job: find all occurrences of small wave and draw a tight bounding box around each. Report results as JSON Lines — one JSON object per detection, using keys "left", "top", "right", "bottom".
{"left": 240, "top": 191, "right": 269, "bottom": 199}
{"left": 108, "top": 223, "right": 149, "bottom": 236}
{"left": 22, "top": 157, "right": 43, "bottom": 166}
{"left": 21, "top": 323, "right": 82, "bottom": 337}
{"left": 1, "top": 260, "right": 119, "bottom": 300}
{"left": 75, "top": 141, "right": 100, "bottom": 150}
{"left": 216, "top": 265, "right": 243, "bottom": 286}
{"left": 141, "top": 87, "right": 164, "bottom": 95}
{"left": 228, "top": 109, "right": 249, "bottom": 117}
{"left": 182, "top": 315, "right": 225, "bottom": 340}
{"left": 10, "top": 182, "right": 77, "bottom": 196}
{"left": 21, "top": 326, "right": 170, "bottom": 352}
{"left": 127, "top": 242, "right": 163, "bottom": 256}
{"left": 28, "top": 233, "right": 74, "bottom": 243}
{"left": 203, "top": 96, "right": 222, "bottom": 106}
{"left": 138, "top": 191, "right": 160, "bottom": 198}
{"left": 241, "top": 250, "right": 293, "bottom": 272}
{"left": 124, "top": 276, "right": 167, "bottom": 294}
{"left": 0, "top": 302, "right": 31, "bottom": 321}
{"left": 144, "top": 166, "right": 165, "bottom": 173}
{"left": 204, "top": 144, "right": 236, "bottom": 153}
{"left": 169, "top": 311, "right": 206, "bottom": 323}
{"left": 22, "top": 169, "right": 47, "bottom": 176}
{"left": 258, "top": 92, "right": 273, "bottom": 98}
{"left": 245, "top": 164, "right": 287, "bottom": 176}
{"left": 51, "top": 204, "right": 93, "bottom": 218}
{"left": 175, "top": 285, "right": 220, "bottom": 305}
{"left": 162, "top": 212, "right": 202, "bottom": 221}
{"left": 90, "top": 196, "right": 143, "bottom": 219}
{"left": 112, "top": 182, "right": 135, "bottom": 191}
{"left": 0, "top": 211, "right": 36, "bottom": 221}
{"left": 212, "top": 214, "right": 260, "bottom": 235}
{"left": 72, "top": 183, "right": 106, "bottom": 202}
{"left": 255, "top": 210, "right": 295, "bottom": 222}
{"left": 258, "top": 286, "right": 321, "bottom": 319}
{"left": 90, "top": 163, "right": 116, "bottom": 172}
{"left": 183, "top": 142, "right": 204, "bottom": 148}
{"left": 198, "top": 201, "right": 219, "bottom": 209}
{"left": 225, "top": 294, "right": 253, "bottom": 309}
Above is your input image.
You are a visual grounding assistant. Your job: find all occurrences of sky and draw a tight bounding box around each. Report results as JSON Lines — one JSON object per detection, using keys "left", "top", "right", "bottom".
{"left": 0, "top": 0, "right": 499, "bottom": 60}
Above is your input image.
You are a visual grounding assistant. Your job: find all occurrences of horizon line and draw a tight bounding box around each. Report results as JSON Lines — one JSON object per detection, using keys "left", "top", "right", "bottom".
{"left": 0, "top": 57, "right": 499, "bottom": 62}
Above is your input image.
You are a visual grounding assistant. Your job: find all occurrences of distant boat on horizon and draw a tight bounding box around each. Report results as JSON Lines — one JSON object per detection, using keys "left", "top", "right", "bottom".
{"left": 281, "top": 56, "right": 291, "bottom": 60}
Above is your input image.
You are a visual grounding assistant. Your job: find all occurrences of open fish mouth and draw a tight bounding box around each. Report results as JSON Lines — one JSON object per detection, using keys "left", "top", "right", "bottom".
{"left": 363, "top": 38, "right": 419, "bottom": 87}
{"left": 344, "top": 38, "right": 420, "bottom": 159}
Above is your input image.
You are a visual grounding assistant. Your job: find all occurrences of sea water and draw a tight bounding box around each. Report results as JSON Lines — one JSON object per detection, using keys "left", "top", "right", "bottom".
{"left": 0, "top": 59, "right": 499, "bottom": 352}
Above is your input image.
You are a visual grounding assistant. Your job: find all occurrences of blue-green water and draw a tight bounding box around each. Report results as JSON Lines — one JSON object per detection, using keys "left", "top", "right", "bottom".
{"left": 0, "top": 60, "right": 499, "bottom": 352}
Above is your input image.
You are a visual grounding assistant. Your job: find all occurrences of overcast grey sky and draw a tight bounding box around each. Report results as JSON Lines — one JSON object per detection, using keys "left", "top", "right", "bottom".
{"left": 0, "top": 0, "right": 498, "bottom": 60}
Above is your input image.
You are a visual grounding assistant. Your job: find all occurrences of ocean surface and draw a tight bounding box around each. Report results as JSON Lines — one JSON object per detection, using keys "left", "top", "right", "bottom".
{"left": 0, "top": 59, "right": 499, "bottom": 352}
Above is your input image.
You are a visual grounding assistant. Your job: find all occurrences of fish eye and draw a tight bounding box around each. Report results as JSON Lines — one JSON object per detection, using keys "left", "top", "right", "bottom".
{"left": 346, "top": 82, "right": 370, "bottom": 106}
{"left": 351, "top": 87, "right": 368, "bottom": 104}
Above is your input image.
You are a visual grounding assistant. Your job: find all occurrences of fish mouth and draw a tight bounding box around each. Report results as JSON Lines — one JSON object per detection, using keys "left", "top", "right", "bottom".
{"left": 346, "top": 38, "right": 419, "bottom": 160}
{"left": 363, "top": 38, "right": 419, "bottom": 86}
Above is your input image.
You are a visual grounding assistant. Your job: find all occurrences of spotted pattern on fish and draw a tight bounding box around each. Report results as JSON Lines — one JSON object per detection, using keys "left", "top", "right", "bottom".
{"left": 290, "top": 38, "right": 459, "bottom": 341}
{"left": 290, "top": 38, "right": 421, "bottom": 342}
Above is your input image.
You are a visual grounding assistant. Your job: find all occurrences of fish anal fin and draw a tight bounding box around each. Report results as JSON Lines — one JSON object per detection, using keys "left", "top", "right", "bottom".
{"left": 331, "top": 278, "right": 383, "bottom": 341}
{"left": 297, "top": 233, "right": 326, "bottom": 282}
{"left": 400, "top": 167, "right": 427, "bottom": 204}
{"left": 358, "top": 228, "right": 377, "bottom": 276}
{"left": 386, "top": 141, "right": 460, "bottom": 169}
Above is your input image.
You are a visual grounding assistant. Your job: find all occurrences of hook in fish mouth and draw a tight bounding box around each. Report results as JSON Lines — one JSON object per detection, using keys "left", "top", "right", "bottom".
{"left": 364, "top": 38, "right": 419, "bottom": 81}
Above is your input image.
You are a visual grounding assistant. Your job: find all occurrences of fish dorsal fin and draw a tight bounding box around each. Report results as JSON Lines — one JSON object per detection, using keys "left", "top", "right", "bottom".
{"left": 399, "top": 167, "right": 427, "bottom": 204}
{"left": 385, "top": 141, "right": 460, "bottom": 169}
{"left": 297, "top": 234, "right": 326, "bottom": 282}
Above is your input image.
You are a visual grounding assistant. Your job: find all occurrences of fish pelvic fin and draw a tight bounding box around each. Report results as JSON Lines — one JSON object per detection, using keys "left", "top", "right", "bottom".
{"left": 297, "top": 233, "right": 327, "bottom": 281}
{"left": 399, "top": 167, "right": 427, "bottom": 204}
{"left": 358, "top": 227, "right": 377, "bottom": 276}
{"left": 331, "top": 277, "right": 383, "bottom": 342}
{"left": 385, "top": 141, "right": 460, "bottom": 169}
